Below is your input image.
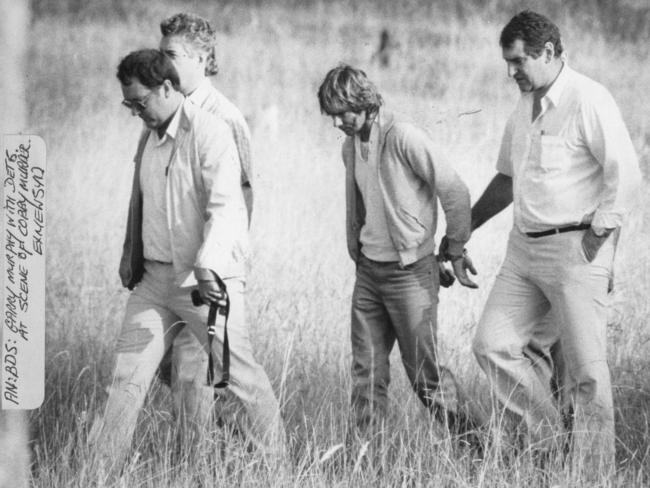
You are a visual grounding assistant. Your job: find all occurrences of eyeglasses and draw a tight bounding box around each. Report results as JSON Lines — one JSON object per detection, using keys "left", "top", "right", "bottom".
{"left": 121, "top": 92, "right": 153, "bottom": 112}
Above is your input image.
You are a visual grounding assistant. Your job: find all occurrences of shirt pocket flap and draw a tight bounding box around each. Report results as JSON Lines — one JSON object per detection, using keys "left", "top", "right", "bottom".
{"left": 539, "top": 135, "right": 567, "bottom": 172}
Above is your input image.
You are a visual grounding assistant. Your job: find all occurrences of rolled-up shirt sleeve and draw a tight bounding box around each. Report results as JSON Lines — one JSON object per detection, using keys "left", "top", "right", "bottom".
{"left": 581, "top": 87, "right": 641, "bottom": 229}
{"left": 496, "top": 116, "right": 515, "bottom": 177}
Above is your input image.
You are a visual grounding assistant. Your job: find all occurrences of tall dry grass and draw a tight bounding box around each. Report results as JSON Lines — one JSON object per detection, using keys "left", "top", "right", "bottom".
{"left": 26, "top": 0, "right": 650, "bottom": 486}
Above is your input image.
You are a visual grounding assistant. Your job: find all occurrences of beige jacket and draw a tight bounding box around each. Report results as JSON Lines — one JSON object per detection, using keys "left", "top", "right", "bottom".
{"left": 119, "top": 99, "right": 248, "bottom": 289}
{"left": 188, "top": 78, "right": 254, "bottom": 220}
{"left": 343, "top": 109, "right": 470, "bottom": 266}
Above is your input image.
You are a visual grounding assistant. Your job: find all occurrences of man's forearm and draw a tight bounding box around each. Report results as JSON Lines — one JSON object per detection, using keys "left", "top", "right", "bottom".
{"left": 194, "top": 267, "right": 216, "bottom": 281}
{"left": 471, "top": 173, "right": 513, "bottom": 232}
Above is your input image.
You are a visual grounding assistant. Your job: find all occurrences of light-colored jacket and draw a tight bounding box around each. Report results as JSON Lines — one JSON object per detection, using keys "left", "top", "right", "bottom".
{"left": 119, "top": 99, "right": 248, "bottom": 289}
{"left": 189, "top": 79, "right": 254, "bottom": 220}
{"left": 343, "top": 109, "right": 470, "bottom": 266}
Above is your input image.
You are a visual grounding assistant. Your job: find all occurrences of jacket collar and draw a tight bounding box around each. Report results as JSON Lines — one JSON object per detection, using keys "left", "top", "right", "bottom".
{"left": 177, "top": 97, "right": 195, "bottom": 134}
{"left": 347, "top": 107, "right": 396, "bottom": 147}
{"left": 376, "top": 108, "right": 396, "bottom": 148}
{"left": 155, "top": 101, "right": 183, "bottom": 143}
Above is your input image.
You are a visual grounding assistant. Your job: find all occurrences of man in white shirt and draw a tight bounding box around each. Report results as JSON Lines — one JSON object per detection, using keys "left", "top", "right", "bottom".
{"left": 90, "top": 49, "right": 284, "bottom": 474}
{"left": 466, "top": 10, "right": 640, "bottom": 476}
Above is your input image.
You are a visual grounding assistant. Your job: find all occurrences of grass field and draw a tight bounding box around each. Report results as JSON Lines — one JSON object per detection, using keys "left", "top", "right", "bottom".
{"left": 26, "top": 0, "right": 650, "bottom": 486}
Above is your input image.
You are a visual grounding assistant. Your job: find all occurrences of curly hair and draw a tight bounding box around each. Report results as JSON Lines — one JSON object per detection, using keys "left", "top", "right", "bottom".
{"left": 317, "top": 64, "right": 383, "bottom": 115}
{"left": 116, "top": 49, "right": 180, "bottom": 88}
{"left": 500, "top": 10, "right": 563, "bottom": 59}
{"left": 160, "top": 13, "right": 219, "bottom": 76}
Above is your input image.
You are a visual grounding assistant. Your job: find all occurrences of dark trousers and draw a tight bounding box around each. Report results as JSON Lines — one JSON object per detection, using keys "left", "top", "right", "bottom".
{"left": 350, "top": 253, "right": 445, "bottom": 428}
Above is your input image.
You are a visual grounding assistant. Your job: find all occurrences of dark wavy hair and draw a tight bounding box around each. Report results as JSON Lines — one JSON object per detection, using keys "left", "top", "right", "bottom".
{"left": 160, "top": 12, "right": 219, "bottom": 76}
{"left": 317, "top": 64, "right": 383, "bottom": 115}
{"left": 116, "top": 49, "right": 180, "bottom": 88}
{"left": 500, "top": 10, "right": 563, "bottom": 59}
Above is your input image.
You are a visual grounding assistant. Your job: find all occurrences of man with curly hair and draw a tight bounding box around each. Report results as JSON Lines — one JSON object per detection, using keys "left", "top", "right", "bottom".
{"left": 155, "top": 13, "right": 256, "bottom": 432}
{"left": 160, "top": 13, "right": 253, "bottom": 217}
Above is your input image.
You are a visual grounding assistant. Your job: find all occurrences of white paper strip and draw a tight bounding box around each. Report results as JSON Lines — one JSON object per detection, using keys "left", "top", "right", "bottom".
{"left": 2, "top": 135, "right": 45, "bottom": 410}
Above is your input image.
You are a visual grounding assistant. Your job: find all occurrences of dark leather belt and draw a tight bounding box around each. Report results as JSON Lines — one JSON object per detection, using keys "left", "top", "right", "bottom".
{"left": 525, "top": 223, "right": 590, "bottom": 238}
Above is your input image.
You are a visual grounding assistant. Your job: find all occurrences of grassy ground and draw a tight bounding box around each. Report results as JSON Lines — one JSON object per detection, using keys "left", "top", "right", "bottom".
{"left": 26, "top": 0, "right": 650, "bottom": 486}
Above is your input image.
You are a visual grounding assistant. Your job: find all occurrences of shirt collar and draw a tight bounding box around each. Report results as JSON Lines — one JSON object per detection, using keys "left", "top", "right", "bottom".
{"left": 152, "top": 101, "right": 183, "bottom": 145}
{"left": 544, "top": 62, "right": 571, "bottom": 108}
{"left": 187, "top": 78, "right": 212, "bottom": 107}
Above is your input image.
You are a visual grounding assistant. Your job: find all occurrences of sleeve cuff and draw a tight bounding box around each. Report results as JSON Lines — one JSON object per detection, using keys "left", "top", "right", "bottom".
{"left": 194, "top": 267, "right": 216, "bottom": 281}
{"left": 591, "top": 211, "right": 625, "bottom": 230}
{"left": 444, "top": 238, "right": 466, "bottom": 257}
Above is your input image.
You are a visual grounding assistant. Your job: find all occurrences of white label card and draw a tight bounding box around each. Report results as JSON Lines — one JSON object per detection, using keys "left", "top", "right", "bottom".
{"left": 2, "top": 135, "right": 45, "bottom": 410}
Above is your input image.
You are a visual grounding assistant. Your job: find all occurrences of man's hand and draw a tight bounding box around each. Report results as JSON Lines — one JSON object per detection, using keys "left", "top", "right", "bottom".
{"left": 437, "top": 257, "right": 456, "bottom": 288}
{"left": 438, "top": 236, "right": 450, "bottom": 260}
{"left": 450, "top": 253, "right": 478, "bottom": 289}
{"left": 195, "top": 267, "right": 227, "bottom": 305}
{"left": 581, "top": 227, "right": 611, "bottom": 263}
{"left": 438, "top": 236, "right": 479, "bottom": 288}
{"left": 197, "top": 279, "right": 227, "bottom": 306}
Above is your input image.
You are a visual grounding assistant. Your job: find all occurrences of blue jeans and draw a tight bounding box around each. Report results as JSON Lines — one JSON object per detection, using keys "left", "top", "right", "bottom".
{"left": 351, "top": 253, "right": 457, "bottom": 429}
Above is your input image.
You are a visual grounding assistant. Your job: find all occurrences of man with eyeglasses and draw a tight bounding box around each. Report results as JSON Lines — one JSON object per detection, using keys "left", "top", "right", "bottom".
{"left": 89, "top": 49, "right": 285, "bottom": 474}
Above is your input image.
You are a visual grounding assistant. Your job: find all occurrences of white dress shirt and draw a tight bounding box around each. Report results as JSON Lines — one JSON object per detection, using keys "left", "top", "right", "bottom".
{"left": 496, "top": 64, "right": 640, "bottom": 233}
{"left": 140, "top": 104, "right": 182, "bottom": 263}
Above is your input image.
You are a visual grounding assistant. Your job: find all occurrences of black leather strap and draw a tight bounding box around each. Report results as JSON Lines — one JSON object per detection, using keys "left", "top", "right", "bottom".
{"left": 206, "top": 294, "right": 230, "bottom": 390}
{"left": 525, "top": 223, "right": 590, "bottom": 238}
{"left": 207, "top": 274, "right": 230, "bottom": 391}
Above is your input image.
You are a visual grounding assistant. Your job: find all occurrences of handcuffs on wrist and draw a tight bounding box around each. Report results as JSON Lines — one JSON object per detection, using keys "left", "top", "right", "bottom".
{"left": 443, "top": 248, "right": 468, "bottom": 262}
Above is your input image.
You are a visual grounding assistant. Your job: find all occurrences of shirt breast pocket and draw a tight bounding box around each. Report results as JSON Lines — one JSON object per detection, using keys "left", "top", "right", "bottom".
{"left": 539, "top": 135, "right": 568, "bottom": 172}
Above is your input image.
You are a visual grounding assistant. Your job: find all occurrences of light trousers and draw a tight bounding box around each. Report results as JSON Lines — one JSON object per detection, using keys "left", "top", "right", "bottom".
{"left": 473, "top": 229, "right": 615, "bottom": 473}
{"left": 90, "top": 261, "right": 285, "bottom": 471}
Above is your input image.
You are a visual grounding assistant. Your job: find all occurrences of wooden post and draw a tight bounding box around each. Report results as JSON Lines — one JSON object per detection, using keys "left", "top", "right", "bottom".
{"left": 0, "top": 1, "right": 31, "bottom": 487}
